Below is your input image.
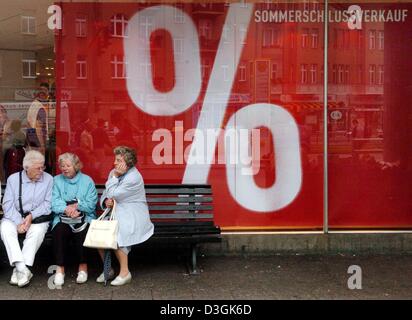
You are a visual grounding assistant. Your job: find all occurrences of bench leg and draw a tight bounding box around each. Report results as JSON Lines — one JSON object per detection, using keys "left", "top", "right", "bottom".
{"left": 189, "top": 244, "right": 200, "bottom": 275}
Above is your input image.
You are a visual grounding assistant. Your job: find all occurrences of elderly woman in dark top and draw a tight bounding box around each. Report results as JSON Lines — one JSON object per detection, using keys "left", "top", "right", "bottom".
{"left": 97, "top": 146, "right": 154, "bottom": 286}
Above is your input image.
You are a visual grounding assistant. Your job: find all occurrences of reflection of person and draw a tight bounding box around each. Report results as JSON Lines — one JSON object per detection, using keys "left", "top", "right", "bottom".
{"left": 348, "top": 119, "right": 360, "bottom": 159}
{"left": 26, "top": 82, "right": 50, "bottom": 154}
{"left": 0, "top": 150, "right": 53, "bottom": 287}
{"left": 51, "top": 153, "right": 98, "bottom": 286}
{"left": 3, "top": 120, "right": 26, "bottom": 180}
{"left": 98, "top": 146, "right": 154, "bottom": 286}
{"left": 0, "top": 104, "right": 10, "bottom": 182}
{"left": 349, "top": 119, "right": 359, "bottom": 139}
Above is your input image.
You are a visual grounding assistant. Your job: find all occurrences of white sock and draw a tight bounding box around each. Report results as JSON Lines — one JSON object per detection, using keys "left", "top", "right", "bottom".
{"left": 15, "top": 262, "right": 26, "bottom": 272}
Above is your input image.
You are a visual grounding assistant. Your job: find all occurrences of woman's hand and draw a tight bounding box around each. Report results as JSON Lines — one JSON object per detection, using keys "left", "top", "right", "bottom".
{"left": 114, "top": 161, "right": 128, "bottom": 177}
{"left": 105, "top": 198, "right": 114, "bottom": 208}
{"left": 64, "top": 205, "right": 76, "bottom": 217}
{"left": 71, "top": 210, "right": 81, "bottom": 218}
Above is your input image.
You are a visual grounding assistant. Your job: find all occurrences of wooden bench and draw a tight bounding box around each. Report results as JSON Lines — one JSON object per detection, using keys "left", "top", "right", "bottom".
{"left": 0, "top": 183, "right": 222, "bottom": 275}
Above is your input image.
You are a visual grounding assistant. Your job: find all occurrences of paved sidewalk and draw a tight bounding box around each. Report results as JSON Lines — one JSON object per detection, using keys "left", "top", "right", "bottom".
{"left": 0, "top": 249, "right": 411, "bottom": 300}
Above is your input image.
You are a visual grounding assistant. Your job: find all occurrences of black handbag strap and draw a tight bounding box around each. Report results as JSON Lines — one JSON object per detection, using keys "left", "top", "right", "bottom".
{"left": 18, "top": 171, "right": 25, "bottom": 217}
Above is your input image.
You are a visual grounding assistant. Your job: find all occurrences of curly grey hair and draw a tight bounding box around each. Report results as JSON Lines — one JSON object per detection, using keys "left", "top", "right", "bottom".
{"left": 114, "top": 146, "right": 137, "bottom": 168}
{"left": 23, "top": 150, "right": 45, "bottom": 170}
{"left": 58, "top": 152, "right": 83, "bottom": 172}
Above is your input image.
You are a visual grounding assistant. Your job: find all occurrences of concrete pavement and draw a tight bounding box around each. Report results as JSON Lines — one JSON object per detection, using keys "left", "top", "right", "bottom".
{"left": 0, "top": 247, "right": 411, "bottom": 300}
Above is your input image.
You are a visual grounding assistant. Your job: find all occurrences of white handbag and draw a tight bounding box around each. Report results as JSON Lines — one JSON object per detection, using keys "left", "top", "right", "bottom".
{"left": 83, "top": 200, "right": 118, "bottom": 249}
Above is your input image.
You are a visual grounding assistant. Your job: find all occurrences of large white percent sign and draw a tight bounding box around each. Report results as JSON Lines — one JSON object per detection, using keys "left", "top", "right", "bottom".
{"left": 125, "top": 3, "right": 302, "bottom": 212}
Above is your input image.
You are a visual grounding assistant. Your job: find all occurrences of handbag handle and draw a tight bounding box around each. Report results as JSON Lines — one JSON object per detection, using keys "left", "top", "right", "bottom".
{"left": 97, "top": 199, "right": 117, "bottom": 221}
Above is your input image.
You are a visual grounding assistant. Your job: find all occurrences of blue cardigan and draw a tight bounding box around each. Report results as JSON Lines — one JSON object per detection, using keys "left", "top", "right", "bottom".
{"left": 51, "top": 171, "right": 98, "bottom": 230}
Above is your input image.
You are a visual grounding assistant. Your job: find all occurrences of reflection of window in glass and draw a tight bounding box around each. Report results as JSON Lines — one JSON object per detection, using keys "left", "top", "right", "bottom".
{"left": 21, "top": 16, "right": 36, "bottom": 34}
{"left": 369, "top": 30, "right": 376, "bottom": 50}
{"left": 271, "top": 63, "right": 277, "bottom": 80}
{"left": 300, "top": 64, "right": 308, "bottom": 84}
{"left": 357, "top": 30, "right": 363, "bottom": 49}
{"left": 344, "top": 30, "right": 350, "bottom": 49}
{"left": 239, "top": 64, "right": 246, "bottom": 82}
{"left": 301, "top": 28, "right": 309, "bottom": 48}
{"left": 174, "top": 4, "right": 185, "bottom": 23}
{"left": 175, "top": 76, "right": 184, "bottom": 92}
{"left": 22, "top": 60, "right": 37, "bottom": 78}
{"left": 344, "top": 65, "right": 350, "bottom": 84}
{"left": 239, "top": 0, "right": 248, "bottom": 8}
{"left": 111, "top": 55, "right": 127, "bottom": 79}
{"left": 139, "top": 16, "right": 153, "bottom": 39}
{"left": 76, "top": 57, "right": 87, "bottom": 79}
{"left": 75, "top": 17, "right": 87, "bottom": 37}
{"left": 173, "top": 38, "right": 184, "bottom": 62}
{"left": 369, "top": 64, "right": 376, "bottom": 84}
{"left": 239, "top": 25, "right": 247, "bottom": 45}
{"left": 303, "top": 0, "right": 310, "bottom": 11}
{"left": 310, "top": 64, "right": 317, "bottom": 84}
{"left": 320, "top": 65, "right": 324, "bottom": 83}
{"left": 378, "top": 65, "right": 384, "bottom": 85}
{"left": 290, "top": 31, "right": 296, "bottom": 49}
{"left": 264, "top": 0, "right": 278, "bottom": 10}
{"left": 61, "top": 59, "right": 65, "bottom": 79}
{"left": 199, "top": 19, "right": 212, "bottom": 40}
{"left": 378, "top": 31, "right": 384, "bottom": 50}
{"left": 338, "top": 30, "right": 345, "bottom": 49}
{"left": 357, "top": 65, "right": 363, "bottom": 84}
{"left": 222, "top": 65, "right": 229, "bottom": 82}
{"left": 263, "top": 28, "right": 279, "bottom": 47}
{"left": 332, "top": 64, "right": 337, "bottom": 84}
{"left": 111, "top": 14, "right": 128, "bottom": 37}
{"left": 201, "top": 61, "right": 210, "bottom": 79}
{"left": 311, "top": 29, "right": 318, "bottom": 48}
{"left": 338, "top": 65, "right": 344, "bottom": 84}
{"left": 222, "top": 26, "right": 230, "bottom": 44}
{"left": 140, "top": 62, "right": 152, "bottom": 79}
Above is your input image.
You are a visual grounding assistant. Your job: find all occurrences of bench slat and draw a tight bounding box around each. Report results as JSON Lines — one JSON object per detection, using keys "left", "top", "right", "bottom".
{"left": 147, "top": 197, "right": 213, "bottom": 203}
{"left": 150, "top": 213, "right": 214, "bottom": 219}
{"left": 145, "top": 188, "right": 212, "bottom": 195}
{"left": 149, "top": 205, "right": 212, "bottom": 211}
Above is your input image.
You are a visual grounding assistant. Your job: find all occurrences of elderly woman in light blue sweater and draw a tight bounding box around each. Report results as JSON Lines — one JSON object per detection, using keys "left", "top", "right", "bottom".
{"left": 97, "top": 146, "right": 154, "bottom": 286}
{"left": 51, "top": 152, "right": 97, "bottom": 287}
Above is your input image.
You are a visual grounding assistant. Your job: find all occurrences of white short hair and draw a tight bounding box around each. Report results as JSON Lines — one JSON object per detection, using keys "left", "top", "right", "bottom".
{"left": 23, "top": 150, "right": 45, "bottom": 170}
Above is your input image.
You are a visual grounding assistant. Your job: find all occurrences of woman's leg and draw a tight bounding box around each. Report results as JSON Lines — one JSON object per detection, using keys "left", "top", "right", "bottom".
{"left": 52, "top": 223, "right": 72, "bottom": 274}
{"left": 114, "top": 248, "right": 129, "bottom": 277}
{"left": 73, "top": 225, "right": 89, "bottom": 273}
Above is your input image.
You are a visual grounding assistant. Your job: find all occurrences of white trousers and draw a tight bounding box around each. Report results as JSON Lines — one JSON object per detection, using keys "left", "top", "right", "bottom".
{"left": 0, "top": 219, "right": 48, "bottom": 267}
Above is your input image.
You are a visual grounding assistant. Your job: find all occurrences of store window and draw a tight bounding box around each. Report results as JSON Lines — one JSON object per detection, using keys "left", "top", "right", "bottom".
{"left": 22, "top": 60, "right": 37, "bottom": 79}
{"left": 21, "top": 16, "right": 36, "bottom": 35}
{"left": 111, "top": 14, "right": 128, "bottom": 37}
{"left": 75, "top": 17, "right": 87, "bottom": 37}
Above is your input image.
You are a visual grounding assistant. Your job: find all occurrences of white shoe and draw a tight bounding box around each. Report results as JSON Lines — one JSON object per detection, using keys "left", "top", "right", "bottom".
{"left": 110, "top": 272, "right": 132, "bottom": 286}
{"left": 9, "top": 268, "right": 18, "bottom": 286}
{"left": 76, "top": 271, "right": 88, "bottom": 284}
{"left": 17, "top": 268, "right": 33, "bottom": 288}
{"left": 54, "top": 272, "right": 65, "bottom": 286}
{"left": 96, "top": 269, "right": 115, "bottom": 283}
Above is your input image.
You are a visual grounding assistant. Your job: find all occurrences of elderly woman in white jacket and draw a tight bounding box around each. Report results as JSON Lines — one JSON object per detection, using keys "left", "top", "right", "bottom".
{"left": 97, "top": 146, "right": 154, "bottom": 286}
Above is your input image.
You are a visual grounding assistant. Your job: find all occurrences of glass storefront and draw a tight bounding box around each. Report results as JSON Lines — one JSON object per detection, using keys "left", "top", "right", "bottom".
{"left": 0, "top": 1, "right": 411, "bottom": 230}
